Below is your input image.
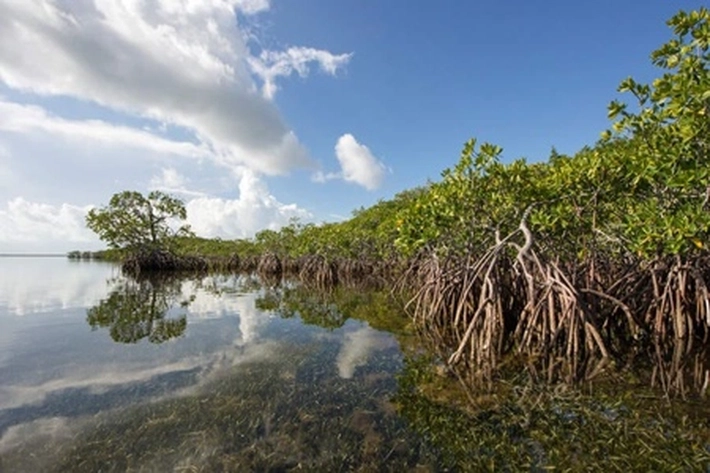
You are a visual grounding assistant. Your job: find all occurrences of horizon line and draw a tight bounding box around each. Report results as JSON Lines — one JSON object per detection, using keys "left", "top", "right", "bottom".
{"left": 0, "top": 253, "right": 68, "bottom": 257}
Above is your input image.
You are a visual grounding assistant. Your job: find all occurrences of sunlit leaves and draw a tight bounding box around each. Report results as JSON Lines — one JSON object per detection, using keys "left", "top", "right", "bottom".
{"left": 607, "top": 100, "right": 627, "bottom": 120}
{"left": 86, "top": 191, "right": 193, "bottom": 252}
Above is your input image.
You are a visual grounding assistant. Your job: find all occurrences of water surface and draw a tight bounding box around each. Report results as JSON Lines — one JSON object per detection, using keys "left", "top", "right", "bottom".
{"left": 2, "top": 257, "right": 710, "bottom": 472}
{"left": 0, "top": 257, "right": 431, "bottom": 471}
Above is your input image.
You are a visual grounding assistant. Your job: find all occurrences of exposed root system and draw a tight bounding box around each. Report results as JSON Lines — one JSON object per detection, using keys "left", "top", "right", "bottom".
{"left": 402, "top": 212, "right": 710, "bottom": 394}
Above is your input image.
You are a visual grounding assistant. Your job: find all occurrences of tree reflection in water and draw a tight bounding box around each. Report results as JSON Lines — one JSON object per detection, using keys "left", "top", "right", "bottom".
{"left": 1, "top": 276, "right": 707, "bottom": 471}
{"left": 87, "top": 275, "right": 192, "bottom": 344}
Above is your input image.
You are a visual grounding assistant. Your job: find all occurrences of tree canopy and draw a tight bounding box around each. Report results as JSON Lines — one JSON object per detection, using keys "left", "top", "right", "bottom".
{"left": 86, "top": 191, "right": 192, "bottom": 252}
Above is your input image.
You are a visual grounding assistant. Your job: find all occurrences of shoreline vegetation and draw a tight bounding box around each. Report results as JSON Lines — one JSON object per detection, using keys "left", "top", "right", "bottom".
{"left": 69, "top": 9, "right": 710, "bottom": 398}
{"left": 67, "top": 249, "right": 117, "bottom": 260}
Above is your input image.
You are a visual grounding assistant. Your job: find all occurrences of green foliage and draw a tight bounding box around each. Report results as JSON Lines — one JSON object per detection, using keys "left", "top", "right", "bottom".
{"left": 169, "top": 190, "right": 420, "bottom": 262}
{"left": 173, "top": 235, "right": 258, "bottom": 258}
{"left": 603, "top": 8, "right": 710, "bottom": 257}
{"left": 395, "top": 139, "right": 533, "bottom": 256}
{"left": 395, "top": 8, "right": 710, "bottom": 260}
{"left": 86, "top": 191, "right": 193, "bottom": 253}
{"left": 67, "top": 248, "right": 122, "bottom": 261}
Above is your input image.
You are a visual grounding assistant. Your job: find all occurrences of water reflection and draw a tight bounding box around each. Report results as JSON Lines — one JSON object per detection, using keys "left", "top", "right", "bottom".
{"left": 1, "top": 259, "right": 710, "bottom": 471}
{"left": 395, "top": 354, "right": 710, "bottom": 471}
{"left": 255, "top": 283, "right": 409, "bottom": 334}
{"left": 0, "top": 262, "right": 418, "bottom": 472}
{"left": 337, "top": 326, "right": 394, "bottom": 379}
{"left": 0, "top": 257, "right": 116, "bottom": 316}
{"left": 86, "top": 276, "right": 190, "bottom": 344}
{"left": 649, "top": 338, "right": 710, "bottom": 398}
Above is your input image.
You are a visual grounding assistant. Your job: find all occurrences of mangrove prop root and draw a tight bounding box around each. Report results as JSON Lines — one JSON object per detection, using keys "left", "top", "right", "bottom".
{"left": 401, "top": 211, "right": 710, "bottom": 393}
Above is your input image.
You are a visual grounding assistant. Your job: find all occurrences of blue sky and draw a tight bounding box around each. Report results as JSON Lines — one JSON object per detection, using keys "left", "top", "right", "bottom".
{"left": 0, "top": 0, "right": 703, "bottom": 252}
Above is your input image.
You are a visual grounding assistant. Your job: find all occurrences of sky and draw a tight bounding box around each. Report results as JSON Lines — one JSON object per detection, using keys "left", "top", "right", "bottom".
{"left": 0, "top": 0, "right": 703, "bottom": 253}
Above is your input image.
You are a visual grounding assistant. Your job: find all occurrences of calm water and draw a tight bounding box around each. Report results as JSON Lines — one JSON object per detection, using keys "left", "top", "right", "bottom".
{"left": 2, "top": 257, "right": 710, "bottom": 472}
{"left": 0, "top": 257, "right": 433, "bottom": 472}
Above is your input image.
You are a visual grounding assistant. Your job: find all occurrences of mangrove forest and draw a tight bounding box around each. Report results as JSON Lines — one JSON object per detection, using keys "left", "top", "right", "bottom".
{"left": 78, "top": 8, "right": 710, "bottom": 400}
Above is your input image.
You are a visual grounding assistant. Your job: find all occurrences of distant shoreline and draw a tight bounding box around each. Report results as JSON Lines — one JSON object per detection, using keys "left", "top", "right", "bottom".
{"left": 0, "top": 254, "right": 67, "bottom": 257}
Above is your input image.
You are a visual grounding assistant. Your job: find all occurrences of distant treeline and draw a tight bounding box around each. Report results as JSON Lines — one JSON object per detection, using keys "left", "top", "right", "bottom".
{"left": 67, "top": 249, "right": 121, "bottom": 261}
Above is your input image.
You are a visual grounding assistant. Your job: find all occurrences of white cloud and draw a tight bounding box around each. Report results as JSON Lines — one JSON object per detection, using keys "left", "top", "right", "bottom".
{"left": 0, "top": 198, "right": 98, "bottom": 251}
{"left": 249, "top": 47, "right": 352, "bottom": 99}
{"left": 333, "top": 134, "right": 387, "bottom": 190}
{"left": 0, "top": 99, "right": 211, "bottom": 160}
{"left": 0, "top": 0, "right": 356, "bottom": 251}
{"left": 0, "top": 110, "right": 211, "bottom": 209}
{"left": 0, "top": 167, "right": 310, "bottom": 251}
{"left": 0, "top": 141, "right": 13, "bottom": 189}
{"left": 149, "top": 167, "right": 206, "bottom": 198}
{"left": 186, "top": 169, "right": 311, "bottom": 239}
{"left": 233, "top": 0, "right": 271, "bottom": 15}
{"left": 0, "top": 0, "right": 349, "bottom": 175}
{"left": 151, "top": 167, "right": 188, "bottom": 191}
{"left": 0, "top": 169, "right": 311, "bottom": 251}
{"left": 311, "top": 170, "right": 340, "bottom": 183}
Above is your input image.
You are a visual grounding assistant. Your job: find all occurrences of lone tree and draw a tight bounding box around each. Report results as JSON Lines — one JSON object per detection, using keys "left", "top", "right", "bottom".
{"left": 86, "top": 191, "right": 192, "bottom": 253}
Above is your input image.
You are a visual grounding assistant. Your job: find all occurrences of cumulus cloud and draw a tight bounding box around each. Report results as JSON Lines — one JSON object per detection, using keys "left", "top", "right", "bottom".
{"left": 150, "top": 167, "right": 188, "bottom": 191}
{"left": 0, "top": 168, "right": 310, "bottom": 252}
{"left": 311, "top": 170, "right": 340, "bottom": 184}
{"left": 0, "top": 198, "right": 97, "bottom": 250}
{"left": 331, "top": 134, "right": 387, "bottom": 190}
{"left": 0, "top": 173, "right": 310, "bottom": 252}
{"left": 149, "top": 167, "right": 206, "bottom": 198}
{"left": 0, "top": 0, "right": 350, "bottom": 175}
{"left": 233, "top": 0, "right": 271, "bottom": 15}
{"left": 0, "top": 0, "right": 356, "bottom": 251}
{"left": 185, "top": 169, "right": 311, "bottom": 239}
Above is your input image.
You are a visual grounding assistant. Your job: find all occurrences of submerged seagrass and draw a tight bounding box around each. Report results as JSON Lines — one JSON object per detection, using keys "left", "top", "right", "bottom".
{"left": 4, "top": 262, "right": 709, "bottom": 472}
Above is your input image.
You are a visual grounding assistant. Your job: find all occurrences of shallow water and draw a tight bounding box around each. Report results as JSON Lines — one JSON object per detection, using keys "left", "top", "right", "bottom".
{"left": 1, "top": 257, "right": 710, "bottom": 472}
{"left": 0, "top": 258, "right": 438, "bottom": 471}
